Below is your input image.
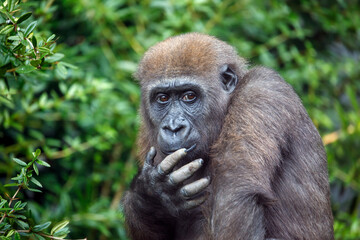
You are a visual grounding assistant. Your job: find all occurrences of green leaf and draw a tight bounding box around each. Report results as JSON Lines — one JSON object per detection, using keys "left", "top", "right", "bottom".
{"left": 0, "top": 199, "right": 7, "bottom": 208}
{"left": 37, "top": 46, "right": 51, "bottom": 54}
{"left": 11, "top": 175, "right": 22, "bottom": 181}
{"left": 7, "top": 0, "right": 13, "bottom": 11}
{"left": 15, "top": 219, "right": 29, "bottom": 230}
{"left": 53, "top": 227, "right": 70, "bottom": 238}
{"left": 0, "top": 25, "right": 13, "bottom": 35}
{"left": 33, "top": 221, "right": 51, "bottom": 232}
{"left": 36, "top": 160, "right": 50, "bottom": 167}
{"left": 4, "top": 10, "right": 16, "bottom": 23}
{"left": 45, "top": 53, "right": 64, "bottom": 63}
{"left": 4, "top": 183, "right": 18, "bottom": 187}
{"left": 28, "top": 187, "right": 42, "bottom": 193}
{"left": 19, "top": 202, "right": 27, "bottom": 209}
{"left": 30, "top": 177, "right": 42, "bottom": 188}
{"left": 8, "top": 35, "right": 20, "bottom": 41}
{"left": 14, "top": 201, "right": 21, "bottom": 209}
{"left": 15, "top": 65, "right": 36, "bottom": 74}
{"left": 7, "top": 0, "right": 16, "bottom": 12}
{"left": 61, "top": 61, "right": 78, "bottom": 69}
{"left": 22, "top": 174, "right": 28, "bottom": 186}
{"left": 38, "top": 39, "right": 44, "bottom": 47}
{"left": 0, "top": 43, "right": 11, "bottom": 53}
{"left": 55, "top": 62, "right": 68, "bottom": 79}
{"left": 14, "top": 231, "right": 21, "bottom": 240}
{"left": 11, "top": 213, "right": 26, "bottom": 219}
{"left": 33, "top": 233, "right": 46, "bottom": 240}
{"left": 30, "top": 59, "right": 41, "bottom": 67}
{"left": 17, "top": 31, "right": 24, "bottom": 40}
{"left": 32, "top": 35, "right": 37, "bottom": 48}
{"left": 34, "top": 149, "right": 41, "bottom": 158}
{"left": 0, "top": 222, "right": 11, "bottom": 233}
{"left": 51, "top": 220, "right": 69, "bottom": 235}
{"left": 33, "top": 163, "right": 39, "bottom": 175}
{"left": 16, "top": 12, "right": 32, "bottom": 24}
{"left": 21, "top": 38, "right": 28, "bottom": 47}
{"left": 0, "top": 208, "right": 12, "bottom": 211}
{"left": 12, "top": 43, "right": 23, "bottom": 52}
{"left": 46, "top": 34, "right": 55, "bottom": 42}
{"left": 6, "top": 229, "right": 15, "bottom": 237}
{"left": 26, "top": 171, "right": 32, "bottom": 178}
{"left": 24, "top": 20, "right": 37, "bottom": 37}
{"left": 12, "top": 157, "right": 27, "bottom": 166}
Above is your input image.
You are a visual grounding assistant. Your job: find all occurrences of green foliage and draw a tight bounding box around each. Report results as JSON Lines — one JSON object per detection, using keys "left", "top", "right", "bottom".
{"left": 0, "top": 1, "right": 75, "bottom": 80}
{"left": 0, "top": 149, "right": 71, "bottom": 240}
{"left": 0, "top": 0, "right": 359, "bottom": 239}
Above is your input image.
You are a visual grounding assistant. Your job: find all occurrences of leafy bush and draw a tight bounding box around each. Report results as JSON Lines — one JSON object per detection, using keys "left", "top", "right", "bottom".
{"left": 1, "top": 0, "right": 359, "bottom": 239}
{"left": 0, "top": 149, "right": 71, "bottom": 240}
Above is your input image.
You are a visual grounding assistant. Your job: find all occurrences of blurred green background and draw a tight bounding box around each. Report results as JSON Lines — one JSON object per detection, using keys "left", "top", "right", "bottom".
{"left": 1, "top": 0, "right": 359, "bottom": 239}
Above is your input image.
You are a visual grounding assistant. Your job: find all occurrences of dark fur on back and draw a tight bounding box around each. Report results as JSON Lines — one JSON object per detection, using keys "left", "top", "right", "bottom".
{"left": 209, "top": 67, "right": 333, "bottom": 239}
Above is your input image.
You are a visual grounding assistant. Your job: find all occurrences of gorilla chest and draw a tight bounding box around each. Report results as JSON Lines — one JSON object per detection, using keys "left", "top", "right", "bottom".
{"left": 174, "top": 208, "right": 206, "bottom": 240}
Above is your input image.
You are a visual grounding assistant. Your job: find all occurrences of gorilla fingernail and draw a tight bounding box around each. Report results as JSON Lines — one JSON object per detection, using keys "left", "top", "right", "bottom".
{"left": 185, "top": 144, "right": 197, "bottom": 153}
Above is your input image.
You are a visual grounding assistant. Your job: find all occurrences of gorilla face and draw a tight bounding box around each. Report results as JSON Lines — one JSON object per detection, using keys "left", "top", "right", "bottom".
{"left": 147, "top": 66, "right": 238, "bottom": 161}
{"left": 148, "top": 77, "right": 203, "bottom": 158}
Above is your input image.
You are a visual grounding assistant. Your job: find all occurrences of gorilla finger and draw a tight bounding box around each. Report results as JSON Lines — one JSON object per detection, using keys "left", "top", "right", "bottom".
{"left": 180, "top": 177, "right": 210, "bottom": 198}
{"left": 183, "top": 194, "right": 208, "bottom": 209}
{"left": 169, "top": 159, "right": 204, "bottom": 184}
{"left": 144, "top": 147, "right": 156, "bottom": 168}
{"left": 158, "top": 148, "right": 187, "bottom": 175}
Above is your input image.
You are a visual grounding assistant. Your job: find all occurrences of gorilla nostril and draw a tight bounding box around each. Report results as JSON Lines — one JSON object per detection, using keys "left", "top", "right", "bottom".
{"left": 161, "top": 117, "right": 189, "bottom": 136}
{"left": 164, "top": 124, "right": 185, "bottom": 133}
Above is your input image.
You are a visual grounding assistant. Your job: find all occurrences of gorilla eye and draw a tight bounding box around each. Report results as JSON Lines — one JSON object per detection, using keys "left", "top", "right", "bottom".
{"left": 156, "top": 94, "right": 170, "bottom": 103}
{"left": 182, "top": 92, "right": 197, "bottom": 102}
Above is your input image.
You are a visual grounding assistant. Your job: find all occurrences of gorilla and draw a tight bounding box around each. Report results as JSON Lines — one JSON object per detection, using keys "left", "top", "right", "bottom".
{"left": 122, "top": 33, "right": 334, "bottom": 240}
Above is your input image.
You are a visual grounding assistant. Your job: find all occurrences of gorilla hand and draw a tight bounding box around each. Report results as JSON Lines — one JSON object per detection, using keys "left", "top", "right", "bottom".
{"left": 136, "top": 147, "right": 210, "bottom": 217}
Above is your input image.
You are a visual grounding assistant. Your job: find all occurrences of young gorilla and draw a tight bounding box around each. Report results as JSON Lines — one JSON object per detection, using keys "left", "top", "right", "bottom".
{"left": 122, "top": 33, "right": 334, "bottom": 240}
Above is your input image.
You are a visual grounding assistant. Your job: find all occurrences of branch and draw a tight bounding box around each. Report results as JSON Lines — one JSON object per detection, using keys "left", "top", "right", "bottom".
{"left": 0, "top": 185, "right": 22, "bottom": 224}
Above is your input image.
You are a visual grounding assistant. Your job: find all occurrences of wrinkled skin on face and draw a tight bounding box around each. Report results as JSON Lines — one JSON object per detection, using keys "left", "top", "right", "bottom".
{"left": 150, "top": 78, "right": 203, "bottom": 156}
{"left": 143, "top": 66, "right": 238, "bottom": 164}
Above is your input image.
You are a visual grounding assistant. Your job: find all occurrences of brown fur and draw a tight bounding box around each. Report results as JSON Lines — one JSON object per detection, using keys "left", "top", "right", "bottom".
{"left": 208, "top": 67, "right": 333, "bottom": 239}
{"left": 135, "top": 33, "right": 247, "bottom": 84}
{"left": 123, "top": 33, "right": 334, "bottom": 240}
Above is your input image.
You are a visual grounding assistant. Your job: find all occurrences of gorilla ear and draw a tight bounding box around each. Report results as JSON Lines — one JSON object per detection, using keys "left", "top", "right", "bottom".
{"left": 220, "top": 64, "right": 238, "bottom": 93}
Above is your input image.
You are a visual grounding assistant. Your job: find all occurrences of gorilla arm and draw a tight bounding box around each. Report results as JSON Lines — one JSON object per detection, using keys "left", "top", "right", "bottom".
{"left": 122, "top": 148, "right": 210, "bottom": 240}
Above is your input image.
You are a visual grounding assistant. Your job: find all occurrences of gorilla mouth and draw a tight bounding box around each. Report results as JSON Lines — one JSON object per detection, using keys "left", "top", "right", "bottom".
{"left": 161, "top": 143, "right": 197, "bottom": 155}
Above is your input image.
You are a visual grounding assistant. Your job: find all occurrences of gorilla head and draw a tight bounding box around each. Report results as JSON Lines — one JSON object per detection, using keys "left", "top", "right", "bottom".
{"left": 135, "top": 33, "right": 247, "bottom": 163}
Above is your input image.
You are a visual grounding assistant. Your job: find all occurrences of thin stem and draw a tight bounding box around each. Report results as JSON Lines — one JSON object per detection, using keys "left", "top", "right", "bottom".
{"left": 0, "top": 185, "right": 22, "bottom": 224}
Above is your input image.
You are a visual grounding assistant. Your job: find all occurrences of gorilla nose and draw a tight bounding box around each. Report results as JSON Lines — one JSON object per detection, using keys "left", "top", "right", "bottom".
{"left": 161, "top": 118, "right": 189, "bottom": 137}
{"left": 164, "top": 124, "right": 184, "bottom": 133}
